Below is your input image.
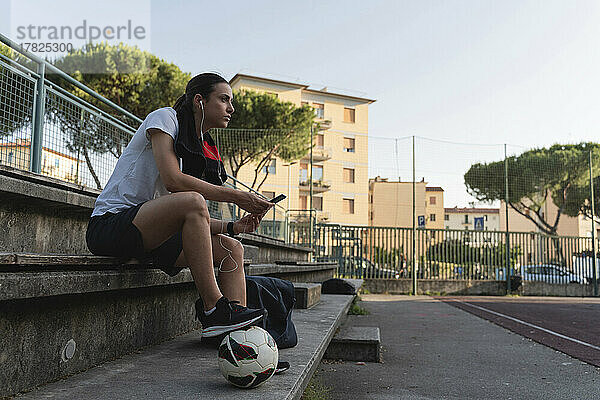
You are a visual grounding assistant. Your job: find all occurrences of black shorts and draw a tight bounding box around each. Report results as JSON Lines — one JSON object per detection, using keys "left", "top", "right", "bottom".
{"left": 86, "top": 202, "right": 184, "bottom": 276}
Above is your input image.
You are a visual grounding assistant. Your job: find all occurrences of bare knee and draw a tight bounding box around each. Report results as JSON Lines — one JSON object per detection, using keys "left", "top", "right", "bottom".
{"left": 223, "top": 238, "right": 245, "bottom": 274}
{"left": 179, "top": 192, "right": 210, "bottom": 223}
{"left": 230, "top": 240, "right": 244, "bottom": 263}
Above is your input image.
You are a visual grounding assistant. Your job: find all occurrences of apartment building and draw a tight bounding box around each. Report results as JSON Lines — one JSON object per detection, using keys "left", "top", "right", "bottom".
{"left": 229, "top": 74, "right": 375, "bottom": 226}
{"left": 368, "top": 176, "right": 444, "bottom": 229}
{"left": 0, "top": 139, "right": 81, "bottom": 184}
{"left": 444, "top": 207, "right": 500, "bottom": 231}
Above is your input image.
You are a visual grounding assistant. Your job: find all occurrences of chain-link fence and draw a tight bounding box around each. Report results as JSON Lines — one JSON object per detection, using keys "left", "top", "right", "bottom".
{"left": 0, "top": 36, "right": 140, "bottom": 190}
{"left": 313, "top": 135, "right": 599, "bottom": 295}
{"left": 2, "top": 33, "right": 600, "bottom": 294}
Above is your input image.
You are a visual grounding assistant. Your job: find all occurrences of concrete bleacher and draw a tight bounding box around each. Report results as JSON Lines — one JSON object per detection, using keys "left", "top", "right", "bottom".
{"left": 0, "top": 166, "right": 357, "bottom": 399}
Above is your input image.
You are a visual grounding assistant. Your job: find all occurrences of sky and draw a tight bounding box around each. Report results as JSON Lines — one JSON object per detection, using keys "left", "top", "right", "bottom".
{"left": 2, "top": 0, "right": 600, "bottom": 206}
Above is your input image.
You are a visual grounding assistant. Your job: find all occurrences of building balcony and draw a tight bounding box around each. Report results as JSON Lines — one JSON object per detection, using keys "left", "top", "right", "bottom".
{"left": 315, "top": 120, "right": 332, "bottom": 130}
{"left": 302, "top": 146, "right": 332, "bottom": 162}
{"left": 317, "top": 210, "right": 331, "bottom": 222}
{"left": 299, "top": 179, "right": 332, "bottom": 193}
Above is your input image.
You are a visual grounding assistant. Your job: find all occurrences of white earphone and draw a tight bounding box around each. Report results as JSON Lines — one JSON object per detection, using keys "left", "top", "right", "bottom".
{"left": 198, "top": 97, "right": 205, "bottom": 137}
{"left": 196, "top": 95, "right": 238, "bottom": 272}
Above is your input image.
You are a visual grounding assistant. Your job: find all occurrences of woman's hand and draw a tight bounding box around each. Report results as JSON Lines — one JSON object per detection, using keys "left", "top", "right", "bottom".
{"left": 237, "top": 192, "right": 273, "bottom": 214}
{"left": 234, "top": 212, "right": 267, "bottom": 234}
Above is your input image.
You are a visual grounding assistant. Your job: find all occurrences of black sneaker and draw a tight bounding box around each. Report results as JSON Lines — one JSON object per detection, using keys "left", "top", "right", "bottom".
{"left": 275, "top": 361, "right": 290, "bottom": 374}
{"left": 198, "top": 296, "right": 267, "bottom": 338}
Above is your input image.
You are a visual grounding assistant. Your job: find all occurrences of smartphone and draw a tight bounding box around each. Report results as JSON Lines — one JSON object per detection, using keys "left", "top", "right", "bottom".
{"left": 269, "top": 194, "right": 287, "bottom": 204}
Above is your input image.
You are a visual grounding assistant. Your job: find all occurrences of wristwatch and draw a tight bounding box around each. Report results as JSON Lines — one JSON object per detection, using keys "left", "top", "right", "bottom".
{"left": 227, "top": 221, "right": 236, "bottom": 237}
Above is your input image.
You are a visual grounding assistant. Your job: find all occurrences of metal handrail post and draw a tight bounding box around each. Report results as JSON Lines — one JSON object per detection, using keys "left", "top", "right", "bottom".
{"left": 412, "top": 135, "right": 417, "bottom": 295}
{"left": 272, "top": 207, "right": 276, "bottom": 239}
{"left": 504, "top": 144, "right": 511, "bottom": 293}
{"left": 284, "top": 213, "right": 289, "bottom": 243}
{"left": 590, "top": 151, "right": 598, "bottom": 296}
{"left": 30, "top": 62, "right": 45, "bottom": 173}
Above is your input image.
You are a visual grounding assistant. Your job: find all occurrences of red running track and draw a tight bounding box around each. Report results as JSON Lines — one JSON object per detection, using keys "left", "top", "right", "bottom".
{"left": 435, "top": 296, "right": 600, "bottom": 367}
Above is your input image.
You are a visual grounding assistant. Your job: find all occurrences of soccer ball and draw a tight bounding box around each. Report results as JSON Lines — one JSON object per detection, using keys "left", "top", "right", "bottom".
{"left": 218, "top": 326, "right": 278, "bottom": 388}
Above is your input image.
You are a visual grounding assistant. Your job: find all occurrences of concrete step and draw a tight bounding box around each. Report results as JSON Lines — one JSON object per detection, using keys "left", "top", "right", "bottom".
{"left": 0, "top": 260, "right": 337, "bottom": 396}
{"left": 242, "top": 244, "right": 260, "bottom": 264}
{"left": 324, "top": 325, "right": 381, "bottom": 363}
{"left": 292, "top": 282, "right": 321, "bottom": 309}
{"left": 14, "top": 294, "right": 355, "bottom": 400}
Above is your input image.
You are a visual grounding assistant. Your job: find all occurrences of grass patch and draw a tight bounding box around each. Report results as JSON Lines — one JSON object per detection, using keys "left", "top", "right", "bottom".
{"left": 301, "top": 374, "right": 332, "bottom": 400}
{"left": 423, "top": 290, "right": 447, "bottom": 296}
{"left": 348, "top": 296, "right": 369, "bottom": 315}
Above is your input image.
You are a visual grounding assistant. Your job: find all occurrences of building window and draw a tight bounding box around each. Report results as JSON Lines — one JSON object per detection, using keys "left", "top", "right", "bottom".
{"left": 344, "top": 107, "right": 355, "bottom": 123}
{"left": 484, "top": 215, "right": 488, "bottom": 221}
{"left": 300, "top": 195, "right": 307, "bottom": 210}
{"left": 343, "top": 137, "right": 355, "bottom": 153}
{"left": 343, "top": 168, "right": 355, "bottom": 183}
{"left": 312, "top": 165, "right": 323, "bottom": 182}
{"left": 55, "top": 158, "right": 60, "bottom": 168}
{"left": 444, "top": 214, "right": 449, "bottom": 221}
{"left": 429, "top": 196, "right": 436, "bottom": 205}
{"left": 464, "top": 215, "right": 469, "bottom": 224}
{"left": 313, "top": 103, "right": 324, "bottom": 119}
{"left": 265, "top": 91, "right": 278, "bottom": 98}
{"left": 314, "top": 196, "right": 323, "bottom": 211}
{"left": 8, "top": 152, "right": 13, "bottom": 164}
{"left": 430, "top": 214, "right": 436, "bottom": 222}
{"left": 343, "top": 198, "right": 355, "bottom": 214}
{"left": 262, "top": 159, "right": 276, "bottom": 174}
{"left": 316, "top": 133, "right": 324, "bottom": 147}
{"left": 299, "top": 163, "right": 308, "bottom": 183}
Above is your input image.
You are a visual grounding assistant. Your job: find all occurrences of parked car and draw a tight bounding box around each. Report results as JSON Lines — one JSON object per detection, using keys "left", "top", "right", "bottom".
{"left": 519, "top": 264, "right": 588, "bottom": 284}
{"left": 318, "top": 256, "right": 401, "bottom": 279}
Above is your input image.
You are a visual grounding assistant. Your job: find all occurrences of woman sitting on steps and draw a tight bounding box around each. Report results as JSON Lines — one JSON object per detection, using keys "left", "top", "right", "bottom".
{"left": 86, "top": 72, "right": 273, "bottom": 337}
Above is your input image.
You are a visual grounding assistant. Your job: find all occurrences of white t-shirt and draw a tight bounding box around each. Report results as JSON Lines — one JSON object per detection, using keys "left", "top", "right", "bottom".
{"left": 91, "top": 107, "right": 179, "bottom": 217}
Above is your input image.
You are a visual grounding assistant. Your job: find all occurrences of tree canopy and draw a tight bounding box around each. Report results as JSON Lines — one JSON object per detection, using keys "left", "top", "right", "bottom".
{"left": 464, "top": 143, "right": 600, "bottom": 264}
{"left": 52, "top": 42, "right": 190, "bottom": 119}
{"left": 43, "top": 42, "right": 189, "bottom": 188}
{"left": 215, "top": 89, "right": 318, "bottom": 191}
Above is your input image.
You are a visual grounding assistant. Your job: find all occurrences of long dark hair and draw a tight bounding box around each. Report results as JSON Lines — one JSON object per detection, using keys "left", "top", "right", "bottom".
{"left": 172, "top": 73, "right": 229, "bottom": 185}
{"left": 173, "top": 72, "right": 228, "bottom": 134}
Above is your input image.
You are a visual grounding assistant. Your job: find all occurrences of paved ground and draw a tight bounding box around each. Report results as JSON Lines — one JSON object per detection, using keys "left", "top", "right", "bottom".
{"left": 437, "top": 296, "right": 600, "bottom": 367}
{"left": 314, "top": 295, "right": 600, "bottom": 400}
{"left": 15, "top": 295, "right": 354, "bottom": 400}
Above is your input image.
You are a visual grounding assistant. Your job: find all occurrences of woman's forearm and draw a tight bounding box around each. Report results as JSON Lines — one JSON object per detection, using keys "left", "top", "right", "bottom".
{"left": 170, "top": 172, "right": 242, "bottom": 203}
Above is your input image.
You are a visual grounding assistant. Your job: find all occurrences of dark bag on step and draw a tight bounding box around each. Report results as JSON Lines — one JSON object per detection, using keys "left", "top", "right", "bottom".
{"left": 245, "top": 276, "right": 297, "bottom": 349}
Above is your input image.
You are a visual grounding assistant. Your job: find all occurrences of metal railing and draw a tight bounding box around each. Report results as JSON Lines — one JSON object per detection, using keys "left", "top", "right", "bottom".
{"left": 0, "top": 32, "right": 141, "bottom": 189}
{"left": 0, "top": 33, "right": 291, "bottom": 241}
{"left": 313, "top": 224, "right": 598, "bottom": 292}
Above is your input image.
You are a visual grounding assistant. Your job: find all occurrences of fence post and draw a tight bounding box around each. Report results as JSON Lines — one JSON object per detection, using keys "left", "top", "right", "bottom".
{"left": 30, "top": 62, "right": 45, "bottom": 173}
{"left": 412, "top": 135, "right": 417, "bottom": 295}
{"left": 284, "top": 211, "right": 289, "bottom": 244}
{"left": 504, "top": 144, "right": 511, "bottom": 293}
{"left": 590, "top": 150, "right": 598, "bottom": 296}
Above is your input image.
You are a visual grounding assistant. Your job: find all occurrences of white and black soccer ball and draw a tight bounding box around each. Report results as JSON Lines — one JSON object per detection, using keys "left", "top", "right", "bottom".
{"left": 218, "top": 326, "right": 279, "bottom": 388}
